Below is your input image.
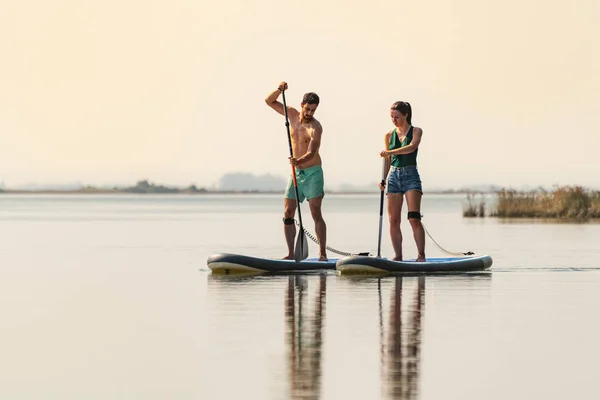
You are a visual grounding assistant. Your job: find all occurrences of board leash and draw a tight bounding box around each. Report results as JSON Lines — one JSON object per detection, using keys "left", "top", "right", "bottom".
{"left": 293, "top": 219, "right": 370, "bottom": 257}
{"left": 421, "top": 222, "right": 474, "bottom": 256}
{"left": 294, "top": 219, "right": 474, "bottom": 257}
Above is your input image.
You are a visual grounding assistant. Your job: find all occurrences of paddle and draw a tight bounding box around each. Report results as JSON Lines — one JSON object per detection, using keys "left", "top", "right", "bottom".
{"left": 281, "top": 89, "right": 309, "bottom": 262}
{"left": 377, "top": 157, "right": 387, "bottom": 258}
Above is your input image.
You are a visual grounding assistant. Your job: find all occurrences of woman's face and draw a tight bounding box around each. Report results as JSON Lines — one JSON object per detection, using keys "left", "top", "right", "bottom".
{"left": 390, "top": 110, "right": 405, "bottom": 127}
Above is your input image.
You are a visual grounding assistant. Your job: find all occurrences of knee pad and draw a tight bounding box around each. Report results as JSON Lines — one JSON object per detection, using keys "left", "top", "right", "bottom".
{"left": 283, "top": 217, "right": 295, "bottom": 225}
{"left": 407, "top": 211, "right": 422, "bottom": 220}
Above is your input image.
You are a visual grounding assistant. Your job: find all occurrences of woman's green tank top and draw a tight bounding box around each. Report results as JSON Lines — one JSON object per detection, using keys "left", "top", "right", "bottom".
{"left": 388, "top": 126, "right": 418, "bottom": 168}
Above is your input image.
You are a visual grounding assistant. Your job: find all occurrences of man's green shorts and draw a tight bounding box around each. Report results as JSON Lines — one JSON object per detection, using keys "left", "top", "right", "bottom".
{"left": 284, "top": 165, "right": 325, "bottom": 203}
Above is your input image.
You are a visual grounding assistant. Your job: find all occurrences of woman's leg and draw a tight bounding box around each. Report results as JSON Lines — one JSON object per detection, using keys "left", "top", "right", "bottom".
{"left": 387, "top": 193, "right": 404, "bottom": 261}
{"left": 405, "top": 190, "right": 425, "bottom": 261}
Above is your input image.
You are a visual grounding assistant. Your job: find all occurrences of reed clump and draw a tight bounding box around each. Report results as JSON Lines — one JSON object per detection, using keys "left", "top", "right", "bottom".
{"left": 485, "top": 186, "right": 600, "bottom": 220}
{"left": 462, "top": 193, "right": 486, "bottom": 217}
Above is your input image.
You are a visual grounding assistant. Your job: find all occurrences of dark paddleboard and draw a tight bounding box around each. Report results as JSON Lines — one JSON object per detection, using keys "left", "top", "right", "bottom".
{"left": 207, "top": 253, "right": 338, "bottom": 274}
{"left": 336, "top": 254, "right": 493, "bottom": 274}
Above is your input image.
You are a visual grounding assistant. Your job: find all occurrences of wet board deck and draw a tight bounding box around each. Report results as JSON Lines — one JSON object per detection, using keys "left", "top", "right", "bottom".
{"left": 336, "top": 254, "right": 493, "bottom": 274}
{"left": 207, "top": 253, "right": 339, "bottom": 274}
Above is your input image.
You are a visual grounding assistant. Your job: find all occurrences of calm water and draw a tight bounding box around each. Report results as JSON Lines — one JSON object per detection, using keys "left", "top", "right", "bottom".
{"left": 1, "top": 193, "right": 599, "bottom": 399}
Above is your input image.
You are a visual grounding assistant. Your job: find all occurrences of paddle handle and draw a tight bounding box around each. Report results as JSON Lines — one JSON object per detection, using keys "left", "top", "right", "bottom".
{"left": 377, "top": 158, "right": 387, "bottom": 258}
{"left": 282, "top": 89, "right": 305, "bottom": 260}
{"left": 282, "top": 89, "right": 300, "bottom": 198}
{"left": 283, "top": 94, "right": 300, "bottom": 194}
{"left": 282, "top": 92, "right": 294, "bottom": 162}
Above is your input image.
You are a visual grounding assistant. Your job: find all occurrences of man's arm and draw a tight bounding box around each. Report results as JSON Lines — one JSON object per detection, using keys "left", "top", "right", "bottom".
{"left": 387, "top": 128, "right": 423, "bottom": 155}
{"left": 265, "top": 82, "right": 298, "bottom": 117}
{"left": 295, "top": 123, "right": 323, "bottom": 166}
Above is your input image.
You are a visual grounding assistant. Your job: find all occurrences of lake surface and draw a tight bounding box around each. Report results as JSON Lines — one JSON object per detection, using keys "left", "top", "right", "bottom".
{"left": 1, "top": 193, "right": 599, "bottom": 399}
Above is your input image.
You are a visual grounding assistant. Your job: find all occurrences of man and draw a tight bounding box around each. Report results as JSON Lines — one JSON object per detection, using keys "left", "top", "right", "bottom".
{"left": 265, "top": 81, "right": 328, "bottom": 261}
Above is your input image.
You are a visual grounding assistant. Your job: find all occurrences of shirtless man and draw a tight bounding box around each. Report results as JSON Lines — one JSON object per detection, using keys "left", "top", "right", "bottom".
{"left": 265, "top": 81, "right": 328, "bottom": 261}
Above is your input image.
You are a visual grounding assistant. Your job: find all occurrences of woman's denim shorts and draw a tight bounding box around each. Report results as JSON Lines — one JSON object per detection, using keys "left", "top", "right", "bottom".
{"left": 387, "top": 165, "right": 423, "bottom": 195}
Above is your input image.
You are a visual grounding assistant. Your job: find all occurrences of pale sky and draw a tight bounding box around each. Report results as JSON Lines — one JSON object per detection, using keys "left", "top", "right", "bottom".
{"left": 1, "top": 0, "right": 599, "bottom": 190}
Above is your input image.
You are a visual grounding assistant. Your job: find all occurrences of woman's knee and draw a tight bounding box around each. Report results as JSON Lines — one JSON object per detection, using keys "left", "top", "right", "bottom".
{"left": 388, "top": 214, "right": 401, "bottom": 226}
{"left": 407, "top": 211, "right": 422, "bottom": 228}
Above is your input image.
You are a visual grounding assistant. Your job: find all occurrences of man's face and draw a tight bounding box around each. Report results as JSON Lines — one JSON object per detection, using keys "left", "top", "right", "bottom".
{"left": 301, "top": 103, "right": 318, "bottom": 121}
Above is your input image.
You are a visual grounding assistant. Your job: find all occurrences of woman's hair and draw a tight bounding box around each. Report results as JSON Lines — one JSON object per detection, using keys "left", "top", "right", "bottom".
{"left": 390, "top": 101, "right": 412, "bottom": 124}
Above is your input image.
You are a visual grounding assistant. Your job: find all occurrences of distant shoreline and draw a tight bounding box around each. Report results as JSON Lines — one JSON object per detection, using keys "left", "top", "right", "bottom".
{"left": 0, "top": 179, "right": 500, "bottom": 195}
{"left": 0, "top": 189, "right": 487, "bottom": 195}
{"left": 3, "top": 179, "right": 593, "bottom": 197}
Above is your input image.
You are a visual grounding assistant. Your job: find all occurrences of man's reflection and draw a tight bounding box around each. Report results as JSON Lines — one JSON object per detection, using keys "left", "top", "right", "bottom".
{"left": 286, "top": 274, "right": 326, "bottom": 400}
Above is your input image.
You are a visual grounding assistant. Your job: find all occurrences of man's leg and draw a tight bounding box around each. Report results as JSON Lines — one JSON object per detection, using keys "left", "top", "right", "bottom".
{"left": 283, "top": 198, "right": 297, "bottom": 260}
{"left": 283, "top": 174, "right": 303, "bottom": 259}
{"left": 304, "top": 166, "right": 327, "bottom": 261}
{"left": 308, "top": 196, "right": 327, "bottom": 260}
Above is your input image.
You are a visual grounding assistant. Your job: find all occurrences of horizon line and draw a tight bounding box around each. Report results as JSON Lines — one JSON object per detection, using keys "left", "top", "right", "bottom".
{"left": 0, "top": 179, "right": 588, "bottom": 191}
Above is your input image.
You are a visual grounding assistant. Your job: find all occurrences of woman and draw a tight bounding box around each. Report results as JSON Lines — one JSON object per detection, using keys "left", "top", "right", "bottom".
{"left": 379, "top": 101, "right": 425, "bottom": 261}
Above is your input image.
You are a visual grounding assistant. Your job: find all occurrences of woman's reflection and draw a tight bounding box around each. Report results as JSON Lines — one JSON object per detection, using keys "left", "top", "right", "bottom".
{"left": 381, "top": 276, "right": 425, "bottom": 400}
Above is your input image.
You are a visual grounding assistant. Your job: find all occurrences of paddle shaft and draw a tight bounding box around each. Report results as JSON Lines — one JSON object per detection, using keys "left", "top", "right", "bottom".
{"left": 377, "top": 158, "right": 387, "bottom": 257}
{"left": 281, "top": 90, "right": 306, "bottom": 254}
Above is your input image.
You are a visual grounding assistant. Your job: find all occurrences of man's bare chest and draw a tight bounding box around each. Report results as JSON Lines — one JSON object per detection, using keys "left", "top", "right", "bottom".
{"left": 291, "top": 124, "right": 313, "bottom": 144}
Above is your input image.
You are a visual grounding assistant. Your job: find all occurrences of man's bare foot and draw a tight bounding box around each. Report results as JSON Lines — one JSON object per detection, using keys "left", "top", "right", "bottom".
{"left": 318, "top": 255, "right": 328, "bottom": 261}
{"left": 282, "top": 255, "right": 294, "bottom": 260}
{"left": 392, "top": 256, "right": 403, "bottom": 261}
{"left": 416, "top": 254, "right": 426, "bottom": 262}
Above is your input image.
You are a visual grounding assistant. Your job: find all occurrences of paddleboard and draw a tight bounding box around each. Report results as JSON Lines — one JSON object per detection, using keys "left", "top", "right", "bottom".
{"left": 207, "top": 253, "right": 339, "bottom": 274}
{"left": 336, "top": 254, "right": 493, "bottom": 274}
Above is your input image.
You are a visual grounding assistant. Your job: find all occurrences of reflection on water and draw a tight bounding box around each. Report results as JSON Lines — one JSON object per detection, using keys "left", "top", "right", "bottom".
{"left": 286, "top": 274, "right": 326, "bottom": 400}
{"left": 255, "top": 274, "right": 425, "bottom": 400}
{"left": 380, "top": 277, "right": 425, "bottom": 400}
{"left": 207, "top": 272, "right": 493, "bottom": 400}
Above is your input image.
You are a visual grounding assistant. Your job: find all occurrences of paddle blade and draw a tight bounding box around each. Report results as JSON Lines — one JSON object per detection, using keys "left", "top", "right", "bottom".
{"left": 294, "top": 230, "right": 309, "bottom": 261}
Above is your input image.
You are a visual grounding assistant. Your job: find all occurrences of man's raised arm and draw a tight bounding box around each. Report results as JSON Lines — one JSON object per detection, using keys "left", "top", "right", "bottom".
{"left": 265, "top": 81, "right": 297, "bottom": 117}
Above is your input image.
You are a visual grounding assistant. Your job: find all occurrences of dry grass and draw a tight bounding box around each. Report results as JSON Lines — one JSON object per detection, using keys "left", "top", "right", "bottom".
{"left": 465, "top": 186, "right": 600, "bottom": 220}
{"left": 462, "top": 193, "right": 486, "bottom": 217}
